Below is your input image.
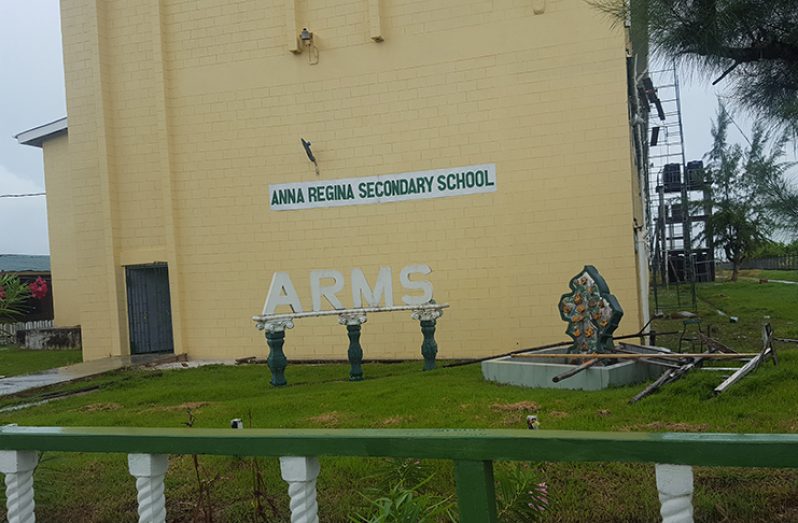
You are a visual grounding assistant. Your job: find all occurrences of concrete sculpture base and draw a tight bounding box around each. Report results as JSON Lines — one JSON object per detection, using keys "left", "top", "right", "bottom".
{"left": 482, "top": 347, "right": 664, "bottom": 391}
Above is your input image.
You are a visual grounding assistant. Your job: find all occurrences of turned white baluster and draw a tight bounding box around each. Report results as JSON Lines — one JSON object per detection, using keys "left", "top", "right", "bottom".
{"left": 128, "top": 454, "right": 168, "bottom": 523}
{"left": 656, "top": 464, "right": 694, "bottom": 523}
{"left": 0, "top": 450, "right": 39, "bottom": 523}
{"left": 280, "top": 456, "right": 320, "bottom": 523}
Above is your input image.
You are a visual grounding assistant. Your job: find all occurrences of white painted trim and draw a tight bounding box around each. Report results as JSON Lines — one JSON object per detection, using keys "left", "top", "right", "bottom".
{"left": 253, "top": 302, "right": 449, "bottom": 323}
{"left": 14, "top": 117, "right": 68, "bottom": 148}
{"left": 636, "top": 227, "right": 651, "bottom": 331}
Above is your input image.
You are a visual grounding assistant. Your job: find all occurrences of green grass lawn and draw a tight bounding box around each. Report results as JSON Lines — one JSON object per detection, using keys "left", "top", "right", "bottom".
{"left": 734, "top": 269, "right": 798, "bottom": 283}
{"left": 0, "top": 346, "right": 82, "bottom": 378}
{"left": 1, "top": 279, "right": 797, "bottom": 522}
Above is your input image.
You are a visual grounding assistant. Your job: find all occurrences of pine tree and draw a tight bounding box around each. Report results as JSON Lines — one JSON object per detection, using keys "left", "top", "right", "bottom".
{"left": 591, "top": 0, "right": 798, "bottom": 135}
{"left": 704, "top": 104, "right": 794, "bottom": 280}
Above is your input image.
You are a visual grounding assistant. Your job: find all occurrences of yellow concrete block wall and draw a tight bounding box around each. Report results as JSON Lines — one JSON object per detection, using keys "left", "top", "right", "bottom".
{"left": 58, "top": 0, "right": 644, "bottom": 361}
{"left": 42, "top": 135, "right": 81, "bottom": 328}
{"left": 61, "top": 0, "right": 117, "bottom": 360}
{"left": 104, "top": 1, "right": 166, "bottom": 256}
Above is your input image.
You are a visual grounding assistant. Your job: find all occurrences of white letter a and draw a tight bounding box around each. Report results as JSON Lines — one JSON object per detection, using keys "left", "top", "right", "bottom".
{"left": 263, "top": 272, "right": 304, "bottom": 315}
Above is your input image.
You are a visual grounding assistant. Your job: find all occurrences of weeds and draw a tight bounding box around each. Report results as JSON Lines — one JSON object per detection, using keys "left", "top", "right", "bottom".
{"left": 245, "top": 411, "right": 282, "bottom": 522}
{"left": 350, "top": 474, "right": 456, "bottom": 523}
{"left": 184, "top": 409, "right": 222, "bottom": 523}
{"left": 495, "top": 463, "right": 548, "bottom": 522}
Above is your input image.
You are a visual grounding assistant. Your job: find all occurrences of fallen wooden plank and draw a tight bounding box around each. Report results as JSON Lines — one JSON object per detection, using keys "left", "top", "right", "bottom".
{"left": 610, "top": 346, "right": 683, "bottom": 369}
{"left": 713, "top": 355, "right": 765, "bottom": 394}
{"left": 442, "top": 330, "right": 681, "bottom": 369}
{"left": 629, "top": 351, "right": 719, "bottom": 404}
{"left": 618, "top": 342, "right": 674, "bottom": 354}
{"left": 552, "top": 359, "right": 598, "bottom": 383}
{"left": 140, "top": 353, "right": 188, "bottom": 367}
{"left": 629, "top": 366, "right": 678, "bottom": 404}
{"left": 698, "top": 332, "right": 738, "bottom": 354}
{"left": 511, "top": 353, "right": 754, "bottom": 360}
{"left": 714, "top": 324, "right": 775, "bottom": 395}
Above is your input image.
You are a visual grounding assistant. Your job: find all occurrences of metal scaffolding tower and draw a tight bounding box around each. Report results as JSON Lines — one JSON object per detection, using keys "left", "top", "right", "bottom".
{"left": 645, "top": 65, "right": 715, "bottom": 313}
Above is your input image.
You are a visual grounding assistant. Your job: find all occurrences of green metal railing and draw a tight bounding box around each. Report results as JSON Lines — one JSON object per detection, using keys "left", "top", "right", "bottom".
{"left": 1, "top": 426, "right": 798, "bottom": 522}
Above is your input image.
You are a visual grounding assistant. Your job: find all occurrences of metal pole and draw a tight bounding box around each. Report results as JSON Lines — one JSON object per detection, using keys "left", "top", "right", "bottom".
{"left": 673, "top": 63, "right": 697, "bottom": 310}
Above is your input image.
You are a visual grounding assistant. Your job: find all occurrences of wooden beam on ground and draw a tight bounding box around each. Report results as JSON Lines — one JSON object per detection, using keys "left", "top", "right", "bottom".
{"left": 698, "top": 332, "right": 738, "bottom": 354}
{"left": 629, "top": 367, "right": 683, "bottom": 404}
{"left": 618, "top": 342, "right": 674, "bottom": 354}
{"left": 442, "top": 330, "right": 680, "bottom": 369}
{"left": 610, "top": 346, "right": 683, "bottom": 369}
{"left": 552, "top": 359, "right": 598, "bottom": 383}
{"left": 629, "top": 357, "right": 709, "bottom": 404}
{"left": 714, "top": 324, "right": 776, "bottom": 395}
{"left": 511, "top": 353, "right": 754, "bottom": 361}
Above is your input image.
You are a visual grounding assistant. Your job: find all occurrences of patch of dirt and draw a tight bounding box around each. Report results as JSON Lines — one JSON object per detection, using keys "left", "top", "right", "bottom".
{"left": 597, "top": 409, "right": 611, "bottom": 417}
{"left": 78, "top": 402, "right": 123, "bottom": 412}
{"left": 146, "top": 401, "right": 211, "bottom": 412}
{"left": 380, "top": 416, "right": 412, "bottom": 426}
{"left": 498, "top": 415, "right": 527, "bottom": 428}
{"left": 624, "top": 421, "right": 709, "bottom": 432}
{"left": 490, "top": 401, "right": 539, "bottom": 412}
{"left": 307, "top": 411, "right": 342, "bottom": 426}
{"left": 179, "top": 402, "right": 209, "bottom": 410}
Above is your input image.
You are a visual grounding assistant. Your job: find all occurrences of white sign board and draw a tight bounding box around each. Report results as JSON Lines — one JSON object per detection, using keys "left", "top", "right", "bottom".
{"left": 269, "top": 163, "right": 496, "bottom": 211}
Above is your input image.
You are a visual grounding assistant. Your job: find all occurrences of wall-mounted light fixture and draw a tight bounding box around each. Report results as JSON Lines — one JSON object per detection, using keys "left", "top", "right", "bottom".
{"left": 299, "top": 28, "right": 313, "bottom": 46}
{"left": 299, "top": 28, "right": 319, "bottom": 65}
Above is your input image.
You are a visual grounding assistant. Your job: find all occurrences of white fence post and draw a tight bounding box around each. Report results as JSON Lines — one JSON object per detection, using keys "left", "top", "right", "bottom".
{"left": 0, "top": 450, "right": 39, "bottom": 523}
{"left": 128, "top": 453, "right": 168, "bottom": 523}
{"left": 280, "top": 456, "right": 320, "bottom": 523}
{"left": 656, "top": 463, "right": 694, "bottom": 523}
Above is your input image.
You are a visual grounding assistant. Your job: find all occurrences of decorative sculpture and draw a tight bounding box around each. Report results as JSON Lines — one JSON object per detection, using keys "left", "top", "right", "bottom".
{"left": 558, "top": 265, "right": 623, "bottom": 355}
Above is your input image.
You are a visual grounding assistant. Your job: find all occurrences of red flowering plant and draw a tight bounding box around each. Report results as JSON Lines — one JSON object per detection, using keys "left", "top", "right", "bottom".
{"left": 0, "top": 274, "right": 48, "bottom": 322}
{"left": 28, "top": 277, "right": 48, "bottom": 300}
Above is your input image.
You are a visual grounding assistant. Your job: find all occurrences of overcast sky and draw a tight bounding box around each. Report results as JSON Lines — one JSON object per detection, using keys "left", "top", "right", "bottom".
{"left": 1, "top": 1, "right": 65, "bottom": 255}
{"left": 0, "top": 2, "right": 792, "bottom": 255}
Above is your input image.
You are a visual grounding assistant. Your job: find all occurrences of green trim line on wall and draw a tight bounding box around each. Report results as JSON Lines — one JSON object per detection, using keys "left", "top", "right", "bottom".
{"left": 2, "top": 427, "right": 798, "bottom": 469}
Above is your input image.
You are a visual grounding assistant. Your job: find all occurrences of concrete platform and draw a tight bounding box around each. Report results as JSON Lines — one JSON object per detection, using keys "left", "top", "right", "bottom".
{"left": 0, "top": 353, "right": 181, "bottom": 397}
{"left": 482, "top": 347, "right": 664, "bottom": 391}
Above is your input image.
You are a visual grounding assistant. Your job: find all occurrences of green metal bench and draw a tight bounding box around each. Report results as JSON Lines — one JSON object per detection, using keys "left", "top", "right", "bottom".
{"left": 2, "top": 426, "right": 798, "bottom": 522}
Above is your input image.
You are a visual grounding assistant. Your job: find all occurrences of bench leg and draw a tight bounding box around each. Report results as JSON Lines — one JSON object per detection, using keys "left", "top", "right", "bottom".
{"left": 339, "top": 312, "right": 367, "bottom": 381}
{"left": 0, "top": 450, "right": 39, "bottom": 523}
{"left": 656, "top": 463, "right": 694, "bottom": 523}
{"left": 420, "top": 319, "right": 438, "bottom": 370}
{"left": 266, "top": 329, "right": 288, "bottom": 387}
{"left": 347, "top": 324, "right": 364, "bottom": 381}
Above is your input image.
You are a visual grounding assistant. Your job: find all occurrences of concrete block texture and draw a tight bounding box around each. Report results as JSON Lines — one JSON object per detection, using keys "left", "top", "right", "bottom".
{"left": 55, "top": 0, "right": 644, "bottom": 361}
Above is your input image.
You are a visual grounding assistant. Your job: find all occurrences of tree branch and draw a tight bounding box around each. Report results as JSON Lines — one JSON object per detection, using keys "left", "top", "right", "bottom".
{"left": 696, "top": 40, "right": 798, "bottom": 64}
{"left": 712, "top": 61, "right": 741, "bottom": 85}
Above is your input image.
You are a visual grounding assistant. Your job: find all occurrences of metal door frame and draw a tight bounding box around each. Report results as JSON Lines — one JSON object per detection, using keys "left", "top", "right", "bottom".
{"left": 125, "top": 263, "right": 175, "bottom": 355}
